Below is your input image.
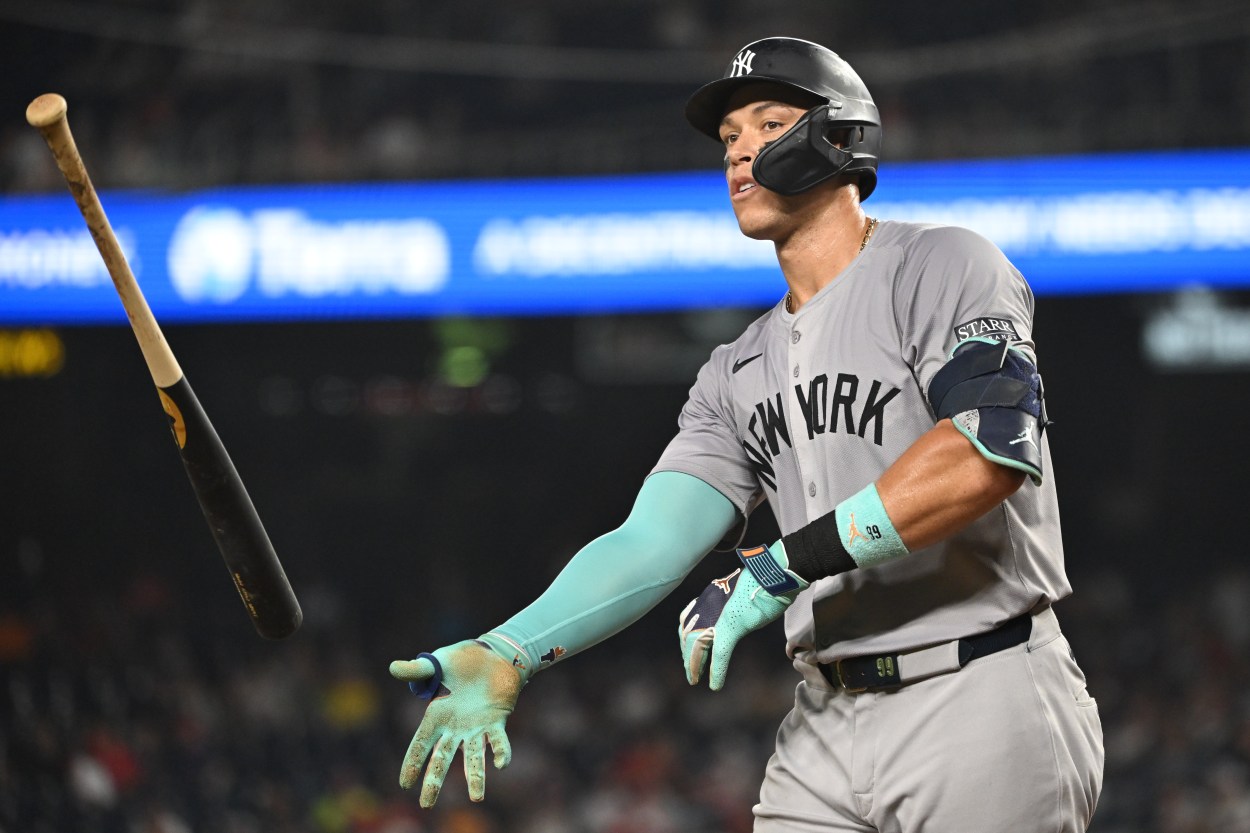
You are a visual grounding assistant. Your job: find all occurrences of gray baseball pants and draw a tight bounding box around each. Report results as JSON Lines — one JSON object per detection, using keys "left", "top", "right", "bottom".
{"left": 755, "top": 607, "right": 1104, "bottom": 832}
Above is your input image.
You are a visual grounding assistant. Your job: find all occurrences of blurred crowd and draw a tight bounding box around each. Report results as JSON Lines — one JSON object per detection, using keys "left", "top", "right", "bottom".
{"left": 3, "top": 557, "right": 1250, "bottom": 833}
{"left": 4, "top": 0, "right": 1249, "bottom": 191}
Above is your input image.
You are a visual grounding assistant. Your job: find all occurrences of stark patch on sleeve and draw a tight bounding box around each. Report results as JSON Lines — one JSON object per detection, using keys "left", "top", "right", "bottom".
{"left": 953, "top": 317, "right": 1020, "bottom": 343}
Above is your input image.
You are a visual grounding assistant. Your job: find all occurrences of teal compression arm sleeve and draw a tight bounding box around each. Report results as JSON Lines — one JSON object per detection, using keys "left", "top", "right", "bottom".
{"left": 478, "top": 471, "right": 738, "bottom": 682}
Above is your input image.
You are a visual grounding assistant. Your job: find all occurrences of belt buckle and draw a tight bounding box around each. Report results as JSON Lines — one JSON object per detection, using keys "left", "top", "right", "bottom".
{"left": 835, "top": 659, "right": 869, "bottom": 693}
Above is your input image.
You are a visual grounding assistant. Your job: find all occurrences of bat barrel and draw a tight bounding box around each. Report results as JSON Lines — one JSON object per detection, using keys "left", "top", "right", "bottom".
{"left": 162, "top": 377, "right": 302, "bottom": 639}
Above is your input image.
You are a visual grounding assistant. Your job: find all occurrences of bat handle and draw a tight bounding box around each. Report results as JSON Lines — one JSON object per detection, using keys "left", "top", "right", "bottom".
{"left": 25, "top": 92, "right": 182, "bottom": 388}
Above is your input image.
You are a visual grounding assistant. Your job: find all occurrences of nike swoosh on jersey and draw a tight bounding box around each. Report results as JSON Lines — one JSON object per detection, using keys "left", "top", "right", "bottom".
{"left": 732, "top": 353, "right": 764, "bottom": 373}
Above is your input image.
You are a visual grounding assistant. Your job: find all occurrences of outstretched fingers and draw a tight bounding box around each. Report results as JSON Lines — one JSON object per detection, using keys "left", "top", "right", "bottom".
{"left": 486, "top": 726, "right": 512, "bottom": 770}
{"left": 399, "top": 724, "right": 440, "bottom": 791}
{"left": 418, "top": 733, "right": 457, "bottom": 809}
{"left": 463, "top": 734, "right": 486, "bottom": 802}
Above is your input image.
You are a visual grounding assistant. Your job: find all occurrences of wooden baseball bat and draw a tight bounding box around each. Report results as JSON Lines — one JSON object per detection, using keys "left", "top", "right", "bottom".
{"left": 26, "top": 93, "right": 302, "bottom": 640}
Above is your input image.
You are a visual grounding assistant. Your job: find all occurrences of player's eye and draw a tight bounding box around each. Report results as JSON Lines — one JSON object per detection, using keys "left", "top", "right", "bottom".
{"left": 763, "top": 119, "right": 784, "bottom": 131}
{"left": 722, "top": 132, "right": 739, "bottom": 146}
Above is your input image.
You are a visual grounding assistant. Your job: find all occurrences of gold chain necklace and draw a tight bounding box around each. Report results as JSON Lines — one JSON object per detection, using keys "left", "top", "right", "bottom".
{"left": 785, "top": 216, "right": 878, "bottom": 314}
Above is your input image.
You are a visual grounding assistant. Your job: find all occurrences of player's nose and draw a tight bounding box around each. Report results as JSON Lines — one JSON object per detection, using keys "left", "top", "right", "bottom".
{"left": 725, "top": 142, "right": 754, "bottom": 172}
{"left": 727, "top": 127, "right": 771, "bottom": 170}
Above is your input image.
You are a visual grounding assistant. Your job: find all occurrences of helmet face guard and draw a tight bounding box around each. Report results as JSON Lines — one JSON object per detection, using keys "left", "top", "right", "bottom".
{"left": 754, "top": 104, "right": 882, "bottom": 198}
{"left": 686, "top": 37, "right": 882, "bottom": 200}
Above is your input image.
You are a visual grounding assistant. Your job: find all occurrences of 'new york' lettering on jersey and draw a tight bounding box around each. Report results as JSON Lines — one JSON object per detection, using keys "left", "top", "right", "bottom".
{"left": 742, "top": 372, "right": 901, "bottom": 491}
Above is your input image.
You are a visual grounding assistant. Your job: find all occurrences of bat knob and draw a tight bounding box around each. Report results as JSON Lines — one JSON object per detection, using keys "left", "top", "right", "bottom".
{"left": 26, "top": 93, "right": 68, "bottom": 129}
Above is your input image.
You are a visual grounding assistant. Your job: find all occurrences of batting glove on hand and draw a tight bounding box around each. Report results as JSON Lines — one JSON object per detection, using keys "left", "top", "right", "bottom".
{"left": 389, "top": 640, "right": 522, "bottom": 808}
{"left": 679, "top": 543, "right": 809, "bottom": 691}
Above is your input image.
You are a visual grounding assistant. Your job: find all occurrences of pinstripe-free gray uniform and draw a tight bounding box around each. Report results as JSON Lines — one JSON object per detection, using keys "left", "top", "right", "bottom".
{"left": 653, "top": 219, "right": 1103, "bottom": 831}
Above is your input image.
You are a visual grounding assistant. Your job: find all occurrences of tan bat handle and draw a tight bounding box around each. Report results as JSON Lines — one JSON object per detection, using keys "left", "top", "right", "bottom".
{"left": 25, "top": 93, "right": 183, "bottom": 388}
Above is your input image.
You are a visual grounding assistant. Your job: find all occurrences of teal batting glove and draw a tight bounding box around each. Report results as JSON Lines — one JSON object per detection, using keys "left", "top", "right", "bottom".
{"left": 389, "top": 640, "right": 522, "bottom": 808}
{"left": 678, "top": 542, "right": 809, "bottom": 691}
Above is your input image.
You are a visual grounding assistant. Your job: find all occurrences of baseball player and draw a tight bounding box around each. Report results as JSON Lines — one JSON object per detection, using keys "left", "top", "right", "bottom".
{"left": 391, "top": 37, "right": 1104, "bottom": 832}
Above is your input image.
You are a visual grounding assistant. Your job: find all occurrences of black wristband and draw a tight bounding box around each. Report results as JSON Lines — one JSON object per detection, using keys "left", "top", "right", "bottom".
{"left": 782, "top": 508, "right": 858, "bottom": 582}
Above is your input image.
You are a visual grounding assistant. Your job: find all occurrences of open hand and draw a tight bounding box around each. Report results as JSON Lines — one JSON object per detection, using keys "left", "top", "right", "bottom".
{"left": 390, "top": 640, "right": 522, "bottom": 807}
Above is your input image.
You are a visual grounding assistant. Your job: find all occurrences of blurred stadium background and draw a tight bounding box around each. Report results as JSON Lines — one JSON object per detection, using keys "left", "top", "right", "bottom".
{"left": 3, "top": 2, "right": 1250, "bottom": 831}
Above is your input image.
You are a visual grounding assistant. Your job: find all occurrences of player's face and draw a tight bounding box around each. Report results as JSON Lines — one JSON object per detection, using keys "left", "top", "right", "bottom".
{"left": 718, "top": 84, "right": 824, "bottom": 241}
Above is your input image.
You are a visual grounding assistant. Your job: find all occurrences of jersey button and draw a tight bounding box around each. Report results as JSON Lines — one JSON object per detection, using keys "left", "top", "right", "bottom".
{"left": 808, "top": 483, "right": 817, "bottom": 497}
{"left": 793, "top": 365, "right": 799, "bottom": 377}
{"left": 791, "top": 331, "right": 801, "bottom": 344}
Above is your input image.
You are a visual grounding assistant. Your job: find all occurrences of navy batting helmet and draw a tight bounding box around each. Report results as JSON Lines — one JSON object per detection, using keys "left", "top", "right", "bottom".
{"left": 685, "top": 37, "right": 882, "bottom": 199}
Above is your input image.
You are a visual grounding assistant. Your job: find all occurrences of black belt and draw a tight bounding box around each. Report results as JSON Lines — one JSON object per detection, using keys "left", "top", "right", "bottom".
{"left": 819, "top": 613, "right": 1034, "bottom": 693}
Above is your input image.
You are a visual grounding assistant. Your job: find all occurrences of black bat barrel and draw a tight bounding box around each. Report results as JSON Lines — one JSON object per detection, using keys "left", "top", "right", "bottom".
{"left": 158, "top": 375, "right": 302, "bottom": 639}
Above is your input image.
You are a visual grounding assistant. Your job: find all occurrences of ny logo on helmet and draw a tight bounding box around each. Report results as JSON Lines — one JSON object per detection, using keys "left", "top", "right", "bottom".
{"left": 730, "top": 49, "right": 755, "bottom": 77}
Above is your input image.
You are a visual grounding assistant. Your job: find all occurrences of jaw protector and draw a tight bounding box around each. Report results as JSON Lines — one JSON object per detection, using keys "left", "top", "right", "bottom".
{"left": 754, "top": 104, "right": 883, "bottom": 198}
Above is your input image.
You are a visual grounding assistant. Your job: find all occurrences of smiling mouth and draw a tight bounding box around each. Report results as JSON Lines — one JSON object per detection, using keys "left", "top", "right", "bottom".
{"left": 733, "top": 182, "right": 757, "bottom": 199}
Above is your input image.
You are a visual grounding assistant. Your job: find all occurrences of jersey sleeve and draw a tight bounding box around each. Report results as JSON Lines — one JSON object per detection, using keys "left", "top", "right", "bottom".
{"left": 894, "top": 225, "right": 1037, "bottom": 395}
{"left": 651, "top": 348, "right": 763, "bottom": 545}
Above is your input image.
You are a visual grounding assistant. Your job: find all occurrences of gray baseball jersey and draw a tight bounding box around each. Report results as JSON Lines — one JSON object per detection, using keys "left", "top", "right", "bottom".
{"left": 652, "top": 219, "right": 1070, "bottom": 664}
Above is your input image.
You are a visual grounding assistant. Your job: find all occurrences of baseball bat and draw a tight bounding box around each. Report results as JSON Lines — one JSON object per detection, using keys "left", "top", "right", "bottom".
{"left": 25, "top": 93, "right": 302, "bottom": 640}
